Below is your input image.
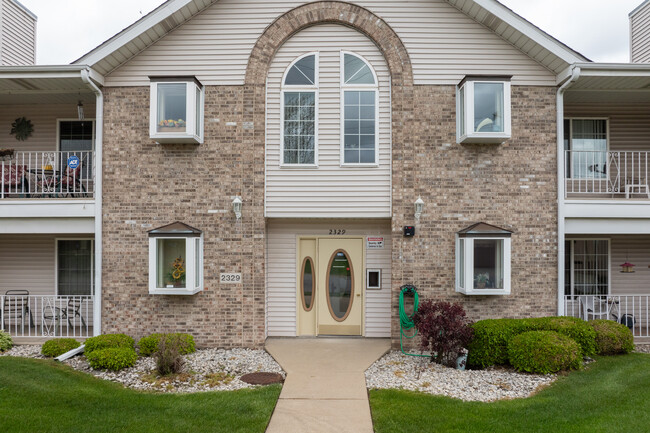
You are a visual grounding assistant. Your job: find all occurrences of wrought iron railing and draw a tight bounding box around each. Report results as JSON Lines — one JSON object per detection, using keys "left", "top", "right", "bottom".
{"left": 564, "top": 294, "right": 650, "bottom": 337}
{"left": 1, "top": 295, "right": 93, "bottom": 338}
{"left": 565, "top": 150, "right": 650, "bottom": 198}
{"left": 1, "top": 151, "right": 94, "bottom": 199}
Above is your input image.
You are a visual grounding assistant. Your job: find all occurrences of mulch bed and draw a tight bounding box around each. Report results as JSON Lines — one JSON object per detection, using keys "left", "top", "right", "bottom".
{"left": 240, "top": 372, "right": 284, "bottom": 385}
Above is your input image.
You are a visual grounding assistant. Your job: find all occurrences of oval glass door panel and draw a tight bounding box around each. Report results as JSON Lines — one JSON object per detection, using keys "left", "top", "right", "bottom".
{"left": 327, "top": 250, "right": 354, "bottom": 321}
{"left": 301, "top": 257, "right": 315, "bottom": 311}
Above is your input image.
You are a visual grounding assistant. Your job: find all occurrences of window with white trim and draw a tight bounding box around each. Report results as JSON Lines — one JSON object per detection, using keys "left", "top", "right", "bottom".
{"left": 341, "top": 52, "right": 378, "bottom": 165}
{"left": 282, "top": 54, "right": 317, "bottom": 165}
{"left": 456, "top": 223, "right": 512, "bottom": 295}
{"left": 564, "top": 239, "right": 609, "bottom": 297}
{"left": 148, "top": 222, "right": 203, "bottom": 295}
{"left": 457, "top": 76, "right": 511, "bottom": 144}
{"left": 150, "top": 77, "right": 204, "bottom": 144}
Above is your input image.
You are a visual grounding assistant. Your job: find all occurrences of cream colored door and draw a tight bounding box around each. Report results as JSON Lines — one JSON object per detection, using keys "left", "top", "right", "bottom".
{"left": 317, "top": 238, "right": 363, "bottom": 336}
{"left": 297, "top": 238, "right": 317, "bottom": 336}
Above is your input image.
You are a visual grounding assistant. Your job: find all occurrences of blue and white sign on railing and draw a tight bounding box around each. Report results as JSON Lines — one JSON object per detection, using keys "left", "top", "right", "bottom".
{"left": 67, "top": 155, "right": 80, "bottom": 170}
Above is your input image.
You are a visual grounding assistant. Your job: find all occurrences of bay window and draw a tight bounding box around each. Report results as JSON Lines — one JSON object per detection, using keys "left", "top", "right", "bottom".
{"left": 150, "top": 77, "right": 204, "bottom": 144}
{"left": 457, "top": 76, "right": 511, "bottom": 144}
{"left": 456, "top": 223, "right": 512, "bottom": 295}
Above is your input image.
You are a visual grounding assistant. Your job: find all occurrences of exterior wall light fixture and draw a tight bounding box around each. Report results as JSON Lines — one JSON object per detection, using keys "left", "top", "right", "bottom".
{"left": 232, "top": 196, "right": 242, "bottom": 220}
{"left": 414, "top": 197, "right": 424, "bottom": 220}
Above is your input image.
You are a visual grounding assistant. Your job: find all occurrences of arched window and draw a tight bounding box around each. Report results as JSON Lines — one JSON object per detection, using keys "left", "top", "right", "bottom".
{"left": 282, "top": 53, "right": 318, "bottom": 165}
{"left": 341, "top": 52, "right": 378, "bottom": 165}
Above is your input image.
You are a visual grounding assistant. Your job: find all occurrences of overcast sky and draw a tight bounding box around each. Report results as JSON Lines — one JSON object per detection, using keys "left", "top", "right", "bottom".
{"left": 19, "top": 0, "right": 645, "bottom": 65}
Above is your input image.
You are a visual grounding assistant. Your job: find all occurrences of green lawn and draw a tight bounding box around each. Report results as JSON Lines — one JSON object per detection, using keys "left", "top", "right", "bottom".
{"left": 370, "top": 354, "right": 650, "bottom": 433}
{"left": 0, "top": 357, "right": 280, "bottom": 433}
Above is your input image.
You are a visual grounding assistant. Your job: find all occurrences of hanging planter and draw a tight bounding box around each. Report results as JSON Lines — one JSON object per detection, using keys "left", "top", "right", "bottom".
{"left": 620, "top": 262, "right": 635, "bottom": 273}
{"left": 10, "top": 117, "right": 34, "bottom": 141}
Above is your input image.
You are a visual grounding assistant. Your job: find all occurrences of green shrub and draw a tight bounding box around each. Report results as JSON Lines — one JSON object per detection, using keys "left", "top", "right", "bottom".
{"left": 41, "top": 338, "right": 81, "bottom": 358}
{"left": 0, "top": 330, "right": 12, "bottom": 352}
{"left": 138, "top": 333, "right": 195, "bottom": 357}
{"left": 467, "top": 319, "right": 533, "bottom": 369}
{"left": 86, "top": 347, "right": 138, "bottom": 371}
{"left": 589, "top": 319, "right": 634, "bottom": 355}
{"left": 508, "top": 331, "right": 582, "bottom": 374}
{"left": 84, "top": 334, "right": 134, "bottom": 355}
{"left": 530, "top": 316, "right": 597, "bottom": 357}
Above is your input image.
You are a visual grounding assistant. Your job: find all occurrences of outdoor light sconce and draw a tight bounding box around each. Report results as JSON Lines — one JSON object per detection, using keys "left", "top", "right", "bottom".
{"left": 232, "top": 196, "right": 242, "bottom": 220}
{"left": 414, "top": 197, "right": 424, "bottom": 221}
{"left": 77, "top": 100, "right": 84, "bottom": 121}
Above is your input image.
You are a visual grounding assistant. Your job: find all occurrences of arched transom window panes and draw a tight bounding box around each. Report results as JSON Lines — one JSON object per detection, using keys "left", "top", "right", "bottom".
{"left": 282, "top": 53, "right": 318, "bottom": 165}
{"left": 341, "top": 52, "right": 378, "bottom": 165}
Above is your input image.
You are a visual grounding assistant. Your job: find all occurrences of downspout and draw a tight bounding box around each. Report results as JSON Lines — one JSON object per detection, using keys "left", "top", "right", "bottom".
{"left": 81, "top": 68, "right": 103, "bottom": 336}
{"left": 556, "top": 66, "right": 580, "bottom": 316}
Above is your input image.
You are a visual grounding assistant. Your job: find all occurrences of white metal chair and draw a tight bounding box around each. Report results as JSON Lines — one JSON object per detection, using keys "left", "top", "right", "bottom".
{"left": 580, "top": 296, "right": 610, "bottom": 321}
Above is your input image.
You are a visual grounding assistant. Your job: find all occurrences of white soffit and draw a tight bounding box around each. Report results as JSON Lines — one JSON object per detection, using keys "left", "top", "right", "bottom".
{"left": 73, "top": 0, "right": 216, "bottom": 75}
{"left": 446, "top": 0, "right": 589, "bottom": 74}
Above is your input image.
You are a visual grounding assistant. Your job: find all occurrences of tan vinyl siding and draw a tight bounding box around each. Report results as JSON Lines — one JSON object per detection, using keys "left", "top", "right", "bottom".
{"left": 0, "top": 235, "right": 55, "bottom": 295}
{"left": 565, "top": 103, "right": 650, "bottom": 152}
{"left": 1, "top": 0, "right": 36, "bottom": 66}
{"left": 266, "top": 220, "right": 391, "bottom": 337}
{"left": 104, "top": 0, "right": 556, "bottom": 87}
{"left": 610, "top": 235, "right": 650, "bottom": 296}
{"left": 631, "top": 0, "right": 650, "bottom": 63}
{"left": 265, "top": 24, "right": 391, "bottom": 218}
{"left": 0, "top": 104, "right": 96, "bottom": 152}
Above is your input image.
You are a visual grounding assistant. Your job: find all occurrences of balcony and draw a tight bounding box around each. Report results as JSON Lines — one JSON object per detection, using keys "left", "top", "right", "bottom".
{"left": 1, "top": 151, "right": 94, "bottom": 199}
{"left": 563, "top": 294, "right": 649, "bottom": 338}
{"left": 565, "top": 150, "right": 650, "bottom": 200}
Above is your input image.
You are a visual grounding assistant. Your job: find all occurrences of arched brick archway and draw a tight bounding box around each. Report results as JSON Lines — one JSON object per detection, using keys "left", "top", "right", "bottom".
{"left": 244, "top": 1, "right": 413, "bottom": 87}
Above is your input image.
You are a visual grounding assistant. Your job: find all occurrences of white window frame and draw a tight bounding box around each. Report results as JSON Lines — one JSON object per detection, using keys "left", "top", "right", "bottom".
{"left": 565, "top": 238, "right": 611, "bottom": 297}
{"left": 149, "top": 78, "right": 204, "bottom": 144}
{"left": 148, "top": 235, "right": 203, "bottom": 295}
{"left": 54, "top": 238, "right": 95, "bottom": 297}
{"left": 456, "top": 77, "right": 512, "bottom": 144}
{"left": 456, "top": 235, "right": 511, "bottom": 295}
{"left": 340, "top": 51, "right": 379, "bottom": 167}
{"left": 56, "top": 119, "right": 96, "bottom": 152}
{"left": 280, "top": 52, "right": 319, "bottom": 168}
{"left": 366, "top": 268, "right": 382, "bottom": 290}
{"left": 564, "top": 118, "right": 610, "bottom": 180}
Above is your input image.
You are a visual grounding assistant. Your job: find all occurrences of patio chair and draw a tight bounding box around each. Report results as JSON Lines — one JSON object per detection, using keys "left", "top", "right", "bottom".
{"left": 57, "top": 164, "right": 86, "bottom": 197}
{"left": 579, "top": 296, "right": 610, "bottom": 321}
{"left": 65, "top": 298, "right": 87, "bottom": 328}
{"left": 2, "top": 164, "right": 28, "bottom": 196}
{"left": 3, "top": 290, "right": 34, "bottom": 329}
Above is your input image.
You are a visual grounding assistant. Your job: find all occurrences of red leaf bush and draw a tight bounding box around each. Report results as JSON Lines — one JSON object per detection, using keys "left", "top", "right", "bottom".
{"left": 413, "top": 300, "right": 474, "bottom": 366}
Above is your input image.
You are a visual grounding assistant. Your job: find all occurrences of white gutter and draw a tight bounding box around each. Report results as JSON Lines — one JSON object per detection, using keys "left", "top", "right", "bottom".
{"left": 81, "top": 69, "right": 103, "bottom": 336}
{"left": 556, "top": 66, "right": 581, "bottom": 316}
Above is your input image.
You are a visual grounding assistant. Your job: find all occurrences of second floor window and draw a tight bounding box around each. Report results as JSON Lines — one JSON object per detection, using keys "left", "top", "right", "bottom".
{"left": 282, "top": 53, "right": 317, "bottom": 166}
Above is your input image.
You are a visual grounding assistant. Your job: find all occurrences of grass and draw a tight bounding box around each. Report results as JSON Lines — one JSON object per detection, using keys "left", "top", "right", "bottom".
{"left": 370, "top": 354, "right": 650, "bottom": 433}
{"left": 0, "top": 357, "right": 280, "bottom": 433}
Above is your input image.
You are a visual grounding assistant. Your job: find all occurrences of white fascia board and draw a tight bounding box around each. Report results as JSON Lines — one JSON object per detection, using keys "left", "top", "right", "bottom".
{"left": 73, "top": 0, "right": 199, "bottom": 67}
{"left": 573, "top": 62, "right": 650, "bottom": 77}
{"left": 564, "top": 200, "right": 650, "bottom": 219}
{"left": 0, "top": 65, "right": 104, "bottom": 86}
{"left": 630, "top": 0, "right": 650, "bottom": 18}
{"left": 460, "top": 0, "right": 587, "bottom": 65}
{"left": 566, "top": 218, "right": 650, "bottom": 235}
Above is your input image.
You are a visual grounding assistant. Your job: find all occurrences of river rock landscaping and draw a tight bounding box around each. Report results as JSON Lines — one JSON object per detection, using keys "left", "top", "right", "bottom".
{"left": 1, "top": 345, "right": 284, "bottom": 393}
{"left": 365, "top": 351, "right": 557, "bottom": 402}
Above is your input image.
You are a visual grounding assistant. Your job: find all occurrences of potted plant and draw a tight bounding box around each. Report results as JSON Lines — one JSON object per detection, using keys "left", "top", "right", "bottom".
{"left": 474, "top": 273, "right": 489, "bottom": 289}
{"left": 0, "top": 148, "right": 15, "bottom": 161}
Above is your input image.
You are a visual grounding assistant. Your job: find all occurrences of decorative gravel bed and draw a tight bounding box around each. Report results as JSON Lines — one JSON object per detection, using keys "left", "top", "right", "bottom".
{"left": 365, "top": 351, "right": 557, "bottom": 402}
{"left": 1, "top": 345, "right": 284, "bottom": 393}
{"left": 635, "top": 344, "right": 650, "bottom": 354}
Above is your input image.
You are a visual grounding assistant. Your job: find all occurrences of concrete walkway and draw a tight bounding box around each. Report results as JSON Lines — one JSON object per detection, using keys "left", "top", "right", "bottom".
{"left": 265, "top": 338, "right": 390, "bottom": 433}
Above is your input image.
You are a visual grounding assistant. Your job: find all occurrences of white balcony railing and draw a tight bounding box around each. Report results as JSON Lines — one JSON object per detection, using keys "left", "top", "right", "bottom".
{"left": 565, "top": 150, "right": 650, "bottom": 199}
{"left": 563, "top": 295, "right": 650, "bottom": 337}
{"left": 1, "top": 295, "right": 93, "bottom": 338}
{"left": 1, "top": 151, "right": 94, "bottom": 199}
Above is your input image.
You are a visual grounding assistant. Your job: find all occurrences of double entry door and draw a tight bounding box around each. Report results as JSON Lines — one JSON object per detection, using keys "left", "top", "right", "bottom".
{"left": 298, "top": 238, "right": 363, "bottom": 336}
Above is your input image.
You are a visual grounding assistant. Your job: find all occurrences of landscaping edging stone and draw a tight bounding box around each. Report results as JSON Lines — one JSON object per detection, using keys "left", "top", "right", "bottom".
{"left": 1, "top": 345, "right": 284, "bottom": 393}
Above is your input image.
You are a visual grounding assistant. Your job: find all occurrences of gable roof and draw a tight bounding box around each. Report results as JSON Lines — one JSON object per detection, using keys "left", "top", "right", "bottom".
{"left": 74, "top": 0, "right": 589, "bottom": 77}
